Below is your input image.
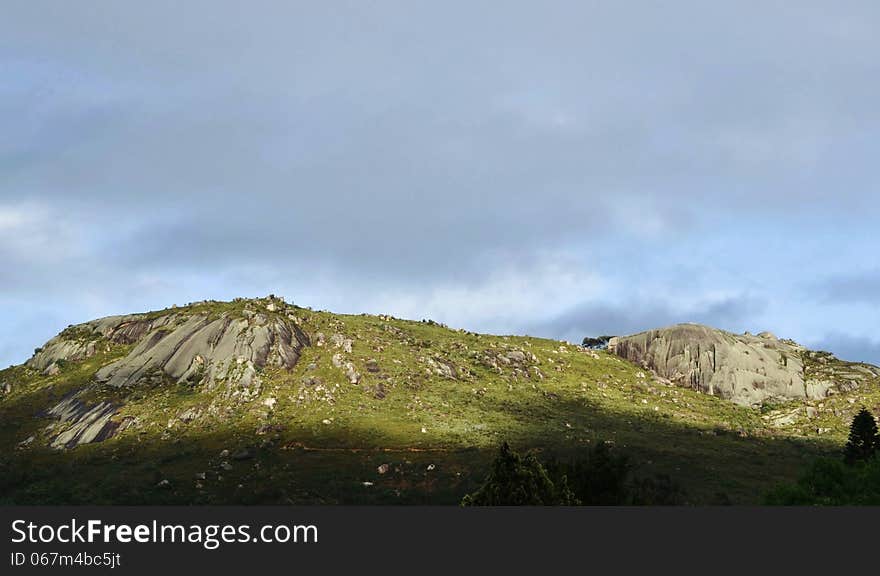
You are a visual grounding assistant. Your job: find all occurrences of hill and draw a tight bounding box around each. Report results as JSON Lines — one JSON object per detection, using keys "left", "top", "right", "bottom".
{"left": 610, "top": 323, "right": 880, "bottom": 406}
{"left": 1, "top": 297, "right": 878, "bottom": 504}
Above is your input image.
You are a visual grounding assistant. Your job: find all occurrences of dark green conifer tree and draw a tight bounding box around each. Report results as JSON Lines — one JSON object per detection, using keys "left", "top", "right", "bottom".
{"left": 461, "top": 442, "right": 576, "bottom": 505}
{"left": 844, "top": 408, "right": 879, "bottom": 465}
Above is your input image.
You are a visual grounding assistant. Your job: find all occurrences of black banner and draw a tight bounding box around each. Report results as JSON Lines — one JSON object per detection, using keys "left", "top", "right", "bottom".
{"left": 0, "top": 506, "right": 873, "bottom": 574}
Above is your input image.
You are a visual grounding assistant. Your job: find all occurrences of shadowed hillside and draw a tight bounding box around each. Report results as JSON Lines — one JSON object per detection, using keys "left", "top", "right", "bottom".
{"left": 2, "top": 297, "right": 878, "bottom": 504}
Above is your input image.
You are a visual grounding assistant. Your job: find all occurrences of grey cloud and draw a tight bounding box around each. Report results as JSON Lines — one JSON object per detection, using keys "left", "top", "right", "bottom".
{"left": 810, "top": 270, "right": 880, "bottom": 305}
{"left": 0, "top": 304, "right": 70, "bottom": 369}
{"left": 5, "top": 3, "right": 879, "bottom": 211}
{"left": 527, "top": 295, "right": 768, "bottom": 343}
{"left": 810, "top": 333, "right": 880, "bottom": 366}
{"left": 2, "top": 2, "right": 880, "bottom": 367}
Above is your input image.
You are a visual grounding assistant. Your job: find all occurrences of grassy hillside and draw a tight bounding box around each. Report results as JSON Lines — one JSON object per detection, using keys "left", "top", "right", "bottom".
{"left": 1, "top": 297, "right": 877, "bottom": 504}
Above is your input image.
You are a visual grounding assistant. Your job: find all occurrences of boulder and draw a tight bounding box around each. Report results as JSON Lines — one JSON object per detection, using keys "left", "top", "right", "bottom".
{"left": 330, "top": 333, "right": 353, "bottom": 353}
{"left": 232, "top": 449, "right": 253, "bottom": 461}
{"left": 42, "top": 363, "right": 61, "bottom": 376}
{"left": 345, "top": 363, "right": 361, "bottom": 385}
{"left": 609, "top": 323, "right": 815, "bottom": 406}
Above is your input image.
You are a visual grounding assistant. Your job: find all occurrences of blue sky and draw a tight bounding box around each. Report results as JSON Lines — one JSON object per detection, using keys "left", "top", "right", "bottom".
{"left": 2, "top": 1, "right": 879, "bottom": 366}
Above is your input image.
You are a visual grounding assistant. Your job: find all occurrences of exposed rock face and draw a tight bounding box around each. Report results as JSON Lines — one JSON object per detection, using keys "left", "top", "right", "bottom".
{"left": 609, "top": 324, "right": 831, "bottom": 406}
{"left": 28, "top": 337, "right": 98, "bottom": 372}
{"left": 45, "top": 392, "right": 123, "bottom": 449}
{"left": 26, "top": 314, "right": 176, "bottom": 372}
{"left": 30, "top": 311, "right": 309, "bottom": 393}
{"left": 94, "top": 313, "right": 310, "bottom": 393}
{"left": 28, "top": 307, "right": 311, "bottom": 448}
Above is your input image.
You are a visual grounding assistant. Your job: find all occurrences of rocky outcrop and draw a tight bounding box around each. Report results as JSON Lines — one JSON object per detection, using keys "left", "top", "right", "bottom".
{"left": 24, "top": 304, "right": 312, "bottom": 448}
{"left": 93, "top": 313, "right": 309, "bottom": 396}
{"left": 29, "top": 309, "right": 310, "bottom": 398}
{"left": 609, "top": 324, "right": 832, "bottom": 406}
{"left": 26, "top": 314, "right": 177, "bottom": 372}
{"left": 28, "top": 339, "right": 98, "bottom": 373}
{"left": 44, "top": 392, "right": 124, "bottom": 449}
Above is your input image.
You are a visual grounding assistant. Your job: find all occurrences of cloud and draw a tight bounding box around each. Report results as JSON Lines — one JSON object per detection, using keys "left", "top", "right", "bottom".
{"left": 527, "top": 294, "right": 768, "bottom": 344}
{"left": 809, "top": 333, "right": 880, "bottom": 365}
{"left": 810, "top": 270, "right": 880, "bottom": 305}
{"left": 1, "top": 2, "right": 879, "bottom": 368}
{"left": 0, "top": 202, "right": 88, "bottom": 290}
{"left": 359, "top": 254, "right": 605, "bottom": 335}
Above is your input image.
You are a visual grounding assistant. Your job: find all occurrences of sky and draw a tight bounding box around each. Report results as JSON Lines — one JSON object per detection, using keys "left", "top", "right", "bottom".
{"left": 2, "top": 1, "right": 879, "bottom": 367}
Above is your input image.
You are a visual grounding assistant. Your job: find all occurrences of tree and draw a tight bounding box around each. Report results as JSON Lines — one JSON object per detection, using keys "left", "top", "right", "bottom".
{"left": 546, "top": 442, "right": 633, "bottom": 505}
{"left": 844, "top": 408, "right": 879, "bottom": 465}
{"left": 582, "top": 336, "right": 613, "bottom": 350}
{"left": 461, "top": 443, "right": 576, "bottom": 505}
{"left": 464, "top": 441, "right": 687, "bottom": 506}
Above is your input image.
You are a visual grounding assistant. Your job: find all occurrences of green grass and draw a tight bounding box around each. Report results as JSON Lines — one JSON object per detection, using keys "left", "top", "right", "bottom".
{"left": 1, "top": 297, "right": 873, "bottom": 505}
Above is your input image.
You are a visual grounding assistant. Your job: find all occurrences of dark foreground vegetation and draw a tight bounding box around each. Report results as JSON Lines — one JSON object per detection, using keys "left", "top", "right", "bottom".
{"left": 462, "top": 441, "right": 685, "bottom": 505}
{"left": 766, "top": 408, "right": 880, "bottom": 505}
{"left": 463, "top": 409, "right": 880, "bottom": 506}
